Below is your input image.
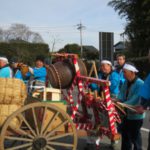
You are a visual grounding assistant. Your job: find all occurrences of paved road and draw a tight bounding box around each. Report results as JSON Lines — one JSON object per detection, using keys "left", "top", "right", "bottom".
{"left": 77, "top": 132, "right": 149, "bottom": 150}
{"left": 77, "top": 111, "right": 150, "bottom": 150}
{"left": 141, "top": 110, "right": 150, "bottom": 150}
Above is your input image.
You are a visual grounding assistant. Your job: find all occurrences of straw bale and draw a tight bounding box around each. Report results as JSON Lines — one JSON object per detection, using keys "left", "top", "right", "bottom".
{"left": 0, "top": 104, "right": 22, "bottom": 128}
{"left": 0, "top": 78, "right": 27, "bottom": 105}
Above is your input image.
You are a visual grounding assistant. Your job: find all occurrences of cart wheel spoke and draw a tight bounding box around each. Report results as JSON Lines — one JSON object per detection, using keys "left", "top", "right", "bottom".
{"left": 19, "top": 113, "right": 36, "bottom": 137}
{"left": 5, "top": 136, "right": 32, "bottom": 142}
{"left": 40, "top": 106, "right": 47, "bottom": 134}
{"left": 5, "top": 142, "right": 32, "bottom": 150}
{"left": 48, "top": 132, "right": 73, "bottom": 141}
{"left": 43, "top": 111, "right": 60, "bottom": 135}
{"left": 46, "top": 120, "right": 69, "bottom": 138}
{"left": 10, "top": 126, "right": 34, "bottom": 139}
{"left": 0, "top": 102, "right": 77, "bottom": 150}
{"left": 32, "top": 107, "right": 40, "bottom": 135}
{"left": 48, "top": 141, "right": 74, "bottom": 148}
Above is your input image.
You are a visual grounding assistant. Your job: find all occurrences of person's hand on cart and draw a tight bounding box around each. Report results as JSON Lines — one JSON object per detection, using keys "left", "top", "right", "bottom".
{"left": 134, "top": 105, "right": 145, "bottom": 114}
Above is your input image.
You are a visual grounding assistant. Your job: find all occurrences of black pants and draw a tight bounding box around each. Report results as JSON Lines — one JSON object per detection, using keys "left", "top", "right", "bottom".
{"left": 148, "top": 131, "right": 150, "bottom": 150}
{"left": 121, "top": 119, "right": 143, "bottom": 150}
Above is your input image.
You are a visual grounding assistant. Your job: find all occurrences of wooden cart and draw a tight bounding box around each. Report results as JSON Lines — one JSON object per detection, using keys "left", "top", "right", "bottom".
{"left": 0, "top": 80, "right": 77, "bottom": 150}
{"left": 0, "top": 53, "right": 123, "bottom": 150}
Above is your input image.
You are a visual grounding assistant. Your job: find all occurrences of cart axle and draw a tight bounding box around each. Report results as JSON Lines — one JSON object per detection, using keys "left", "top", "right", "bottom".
{"left": 33, "top": 137, "right": 47, "bottom": 149}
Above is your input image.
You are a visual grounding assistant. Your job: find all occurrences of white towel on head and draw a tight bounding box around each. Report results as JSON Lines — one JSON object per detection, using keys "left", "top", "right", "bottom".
{"left": 123, "top": 64, "right": 139, "bottom": 73}
{"left": 0, "top": 57, "right": 8, "bottom": 64}
{"left": 101, "top": 60, "right": 112, "bottom": 66}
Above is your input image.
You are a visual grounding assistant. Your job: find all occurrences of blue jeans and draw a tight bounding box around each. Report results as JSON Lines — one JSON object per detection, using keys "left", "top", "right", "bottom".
{"left": 121, "top": 119, "right": 143, "bottom": 150}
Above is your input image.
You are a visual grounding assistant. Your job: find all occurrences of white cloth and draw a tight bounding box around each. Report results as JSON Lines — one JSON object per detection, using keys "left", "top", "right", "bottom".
{"left": 29, "top": 67, "right": 34, "bottom": 74}
{"left": 0, "top": 57, "right": 8, "bottom": 64}
{"left": 101, "top": 60, "right": 112, "bottom": 66}
{"left": 123, "top": 63, "right": 139, "bottom": 72}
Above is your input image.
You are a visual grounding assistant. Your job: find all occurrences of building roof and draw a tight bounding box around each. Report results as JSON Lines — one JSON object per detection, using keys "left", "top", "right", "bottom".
{"left": 114, "top": 41, "right": 125, "bottom": 51}
{"left": 114, "top": 41, "right": 124, "bottom": 47}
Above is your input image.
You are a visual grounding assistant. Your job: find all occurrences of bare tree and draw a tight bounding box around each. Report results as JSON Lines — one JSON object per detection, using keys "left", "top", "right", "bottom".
{"left": 24, "top": 30, "right": 33, "bottom": 42}
{"left": 32, "top": 32, "right": 44, "bottom": 43}
{"left": 3, "top": 30, "right": 12, "bottom": 42}
{"left": 0, "top": 28, "right": 3, "bottom": 41}
{"left": 9, "top": 24, "right": 29, "bottom": 40}
{"left": 1, "top": 23, "right": 44, "bottom": 43}
{"left": 48, "top": 34, "right": 62, "bottom": 52}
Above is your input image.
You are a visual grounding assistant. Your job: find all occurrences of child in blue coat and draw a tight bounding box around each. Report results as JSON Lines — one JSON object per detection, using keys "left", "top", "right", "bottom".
{"left": 26, "top": 56, "right": 47, "bottom": 86}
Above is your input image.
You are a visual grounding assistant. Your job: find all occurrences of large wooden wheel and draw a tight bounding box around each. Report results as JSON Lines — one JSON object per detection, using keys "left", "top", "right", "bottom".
{"left": 0, "top": 102, "right": 77, "bottom": 150}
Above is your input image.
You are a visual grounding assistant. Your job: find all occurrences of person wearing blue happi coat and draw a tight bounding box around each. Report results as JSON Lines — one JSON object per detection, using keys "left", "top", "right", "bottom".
{"left": 26, "top": 56, "right": 47, "bottom": 86}
{"left": 0, "top": 56, "right": 12, "bottom": 78}
{"left": 26, "top": 67, "right": 47, "bottom": 82}
{"left": 135, "top": 73, "right": 150, "bottom": 150}
{"left": 139, "top": 73, "right": 150, "bottom": 101}
{"left": 118, "top": 63, "right": 145, "bottom": 150}
{"left": 89, "top": 60, "right": 120, "bottom": 97}
{"left": 115, "top": 54, "right": 126, "bottom": 89}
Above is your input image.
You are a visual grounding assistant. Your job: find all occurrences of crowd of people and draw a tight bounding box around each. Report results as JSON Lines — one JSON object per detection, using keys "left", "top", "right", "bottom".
{"left": 0, "top": 54, "right": 150, "bottom": 150}
{"left": 89, "top": 54, "right": 149, "bottom": 150}
{"left": 0, "top": 55, "right": 47, "bottom": 87}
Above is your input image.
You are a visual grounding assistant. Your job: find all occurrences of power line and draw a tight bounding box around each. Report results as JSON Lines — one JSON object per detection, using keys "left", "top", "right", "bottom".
{"left": 0, "top": 23, "right": 123, "bottom": 35}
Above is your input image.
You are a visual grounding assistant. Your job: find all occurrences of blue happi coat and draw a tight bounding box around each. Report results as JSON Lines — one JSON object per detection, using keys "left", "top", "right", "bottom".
{"left": 14, "top": 70, "right": 23, "bottom": 80}
{"left": 115, "top": 68, "right": 126, "bottom": 88}
{"left": 89, "top": 71, "right": 120, "bottom": 97}
{"left": 139, "top": 73, "right": 150, "bottom": 107}
{"left": 139, "top": 74, "right": 150, "bottom": 100}
{"left": 118, "top": 78, "right": 145, "bottom": 120}
{"left": 0, "top": 65, "right": 12, "bottom": 78}
{"left": 26, "top": 67, "right": 47, "bottom": 82}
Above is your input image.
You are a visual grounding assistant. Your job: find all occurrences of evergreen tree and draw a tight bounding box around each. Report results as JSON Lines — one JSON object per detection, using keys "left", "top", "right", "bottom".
{"left": 108, "top": 0, "right": 150, "bottom": 56}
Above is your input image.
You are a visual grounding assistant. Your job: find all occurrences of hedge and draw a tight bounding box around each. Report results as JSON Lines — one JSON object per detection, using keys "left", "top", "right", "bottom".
{"left": 0, "top": 42, "right": 49, "bottom": 65}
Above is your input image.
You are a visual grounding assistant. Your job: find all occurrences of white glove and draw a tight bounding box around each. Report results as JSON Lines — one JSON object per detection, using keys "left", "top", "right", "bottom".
{"left": 29, "top": 67, "right": 34, "bottom": 74}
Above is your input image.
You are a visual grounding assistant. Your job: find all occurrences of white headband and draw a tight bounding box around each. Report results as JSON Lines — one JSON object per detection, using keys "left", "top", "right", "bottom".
{"left": 123, "top": 64, "right": 139, "bottom": 73}
{"left": 101, "top": 60, "right": 112, "bottom": 66}
{"left": 0, "top": 57, "right": 8, "bottom": 64}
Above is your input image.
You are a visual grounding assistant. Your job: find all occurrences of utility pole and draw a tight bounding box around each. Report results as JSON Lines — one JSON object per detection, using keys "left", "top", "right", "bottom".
{"left": 77, "top": 21, "right": 85, "bottom": 58}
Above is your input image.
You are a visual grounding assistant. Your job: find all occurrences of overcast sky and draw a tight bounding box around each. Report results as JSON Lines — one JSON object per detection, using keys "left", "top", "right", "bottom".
{"left": 0, "top": 0, "right": 125, "bottom": 51}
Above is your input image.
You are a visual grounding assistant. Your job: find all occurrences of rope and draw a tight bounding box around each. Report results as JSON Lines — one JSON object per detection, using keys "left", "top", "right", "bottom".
{"left": 51, "top": 64, "right": 61, "bottom": 90}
